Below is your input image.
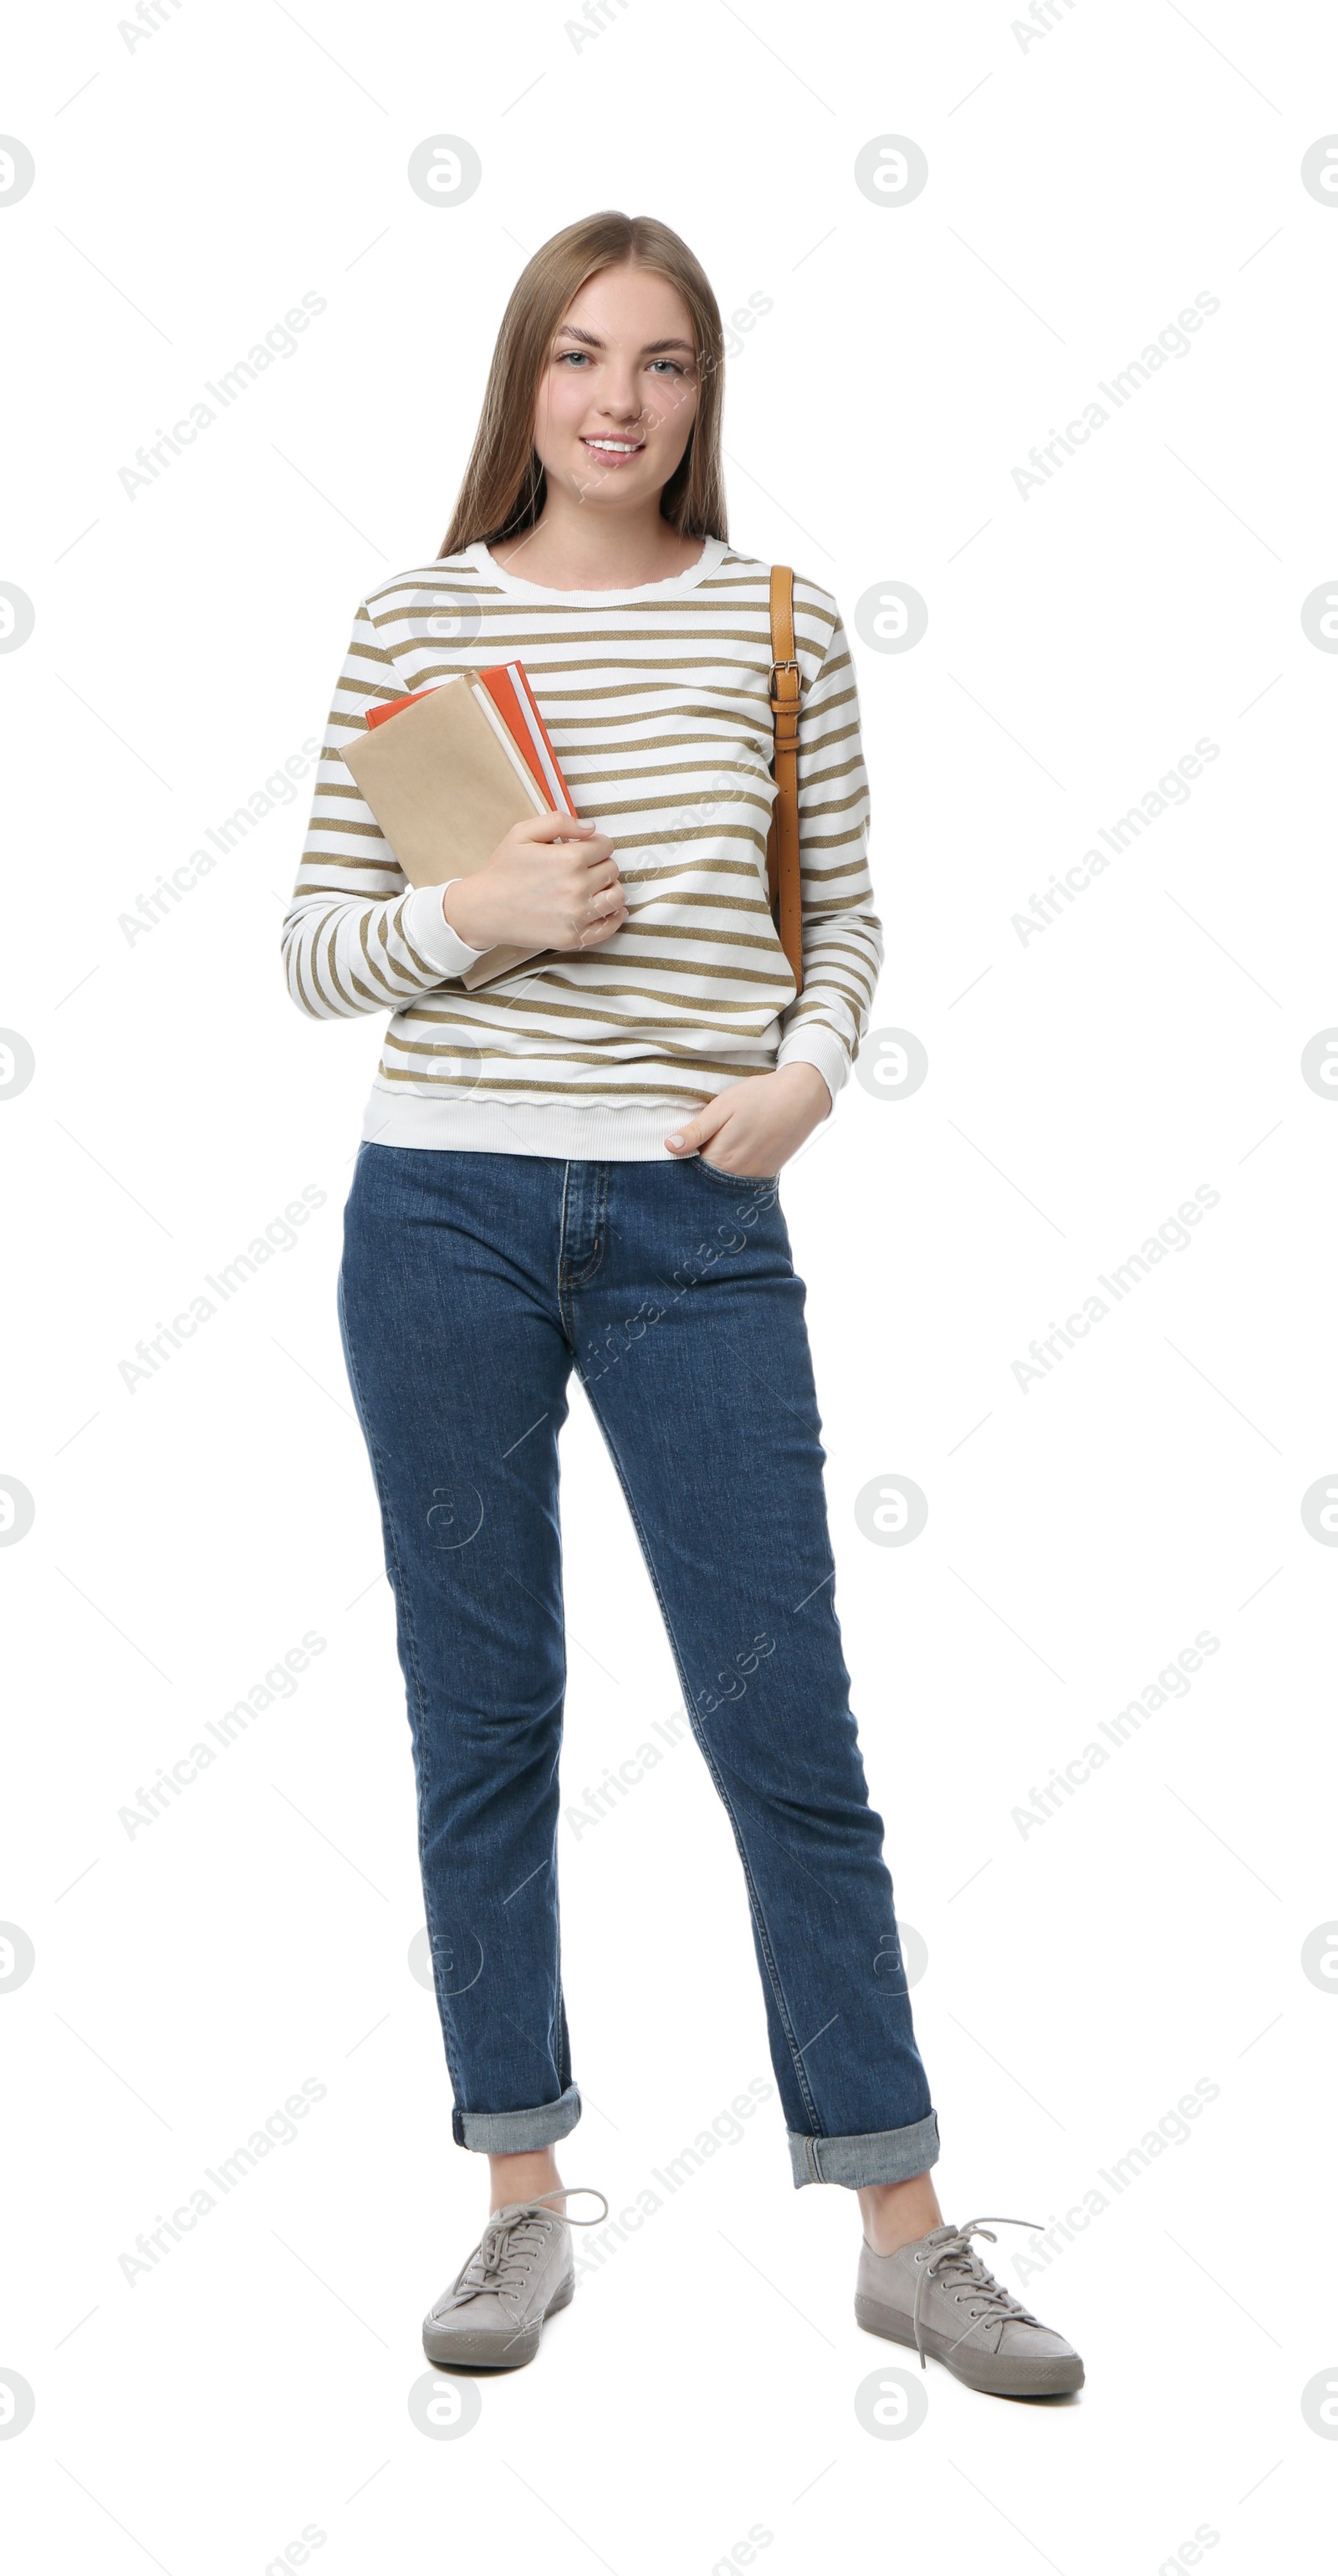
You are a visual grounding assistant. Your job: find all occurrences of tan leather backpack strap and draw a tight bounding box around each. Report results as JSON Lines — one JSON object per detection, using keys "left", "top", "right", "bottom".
{"left": 766, "top": 563, "right": 804, "bottom": 994}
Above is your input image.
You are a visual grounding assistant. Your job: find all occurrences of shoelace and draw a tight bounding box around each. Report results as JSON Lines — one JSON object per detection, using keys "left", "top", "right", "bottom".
{"left": 910, "top": 2215, "right": 1044, "bottom": 2369}
{"left": 446, "top": 2185, "right": 610, "bottom": 2313}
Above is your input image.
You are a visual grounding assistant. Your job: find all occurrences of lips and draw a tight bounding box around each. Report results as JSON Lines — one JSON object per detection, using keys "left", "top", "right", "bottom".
{"left": 580, "top": 436, "right": 645, "bottom": 459}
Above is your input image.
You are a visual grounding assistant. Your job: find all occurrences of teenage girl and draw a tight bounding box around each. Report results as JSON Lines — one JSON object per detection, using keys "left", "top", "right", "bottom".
{"left": 283, "top": 209, "right": 1082, "bottom": 2398}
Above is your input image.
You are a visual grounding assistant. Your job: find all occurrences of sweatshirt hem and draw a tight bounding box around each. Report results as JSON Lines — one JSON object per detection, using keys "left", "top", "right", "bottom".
{"left": 360, "top": 1088, "right": 705, "bottom": 1159}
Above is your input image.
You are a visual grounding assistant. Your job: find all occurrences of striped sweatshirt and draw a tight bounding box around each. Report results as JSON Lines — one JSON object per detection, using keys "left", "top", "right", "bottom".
{"left": 282, "top": 534, "right": 883, "bottom": 1158}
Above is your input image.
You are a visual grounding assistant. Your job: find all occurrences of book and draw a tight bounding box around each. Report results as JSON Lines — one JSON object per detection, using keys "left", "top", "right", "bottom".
{"left": 370, "top": 661, "right": 578, "bottom": 815}
{"left": 340, "top": 663, "right": 580, "bottom": 991}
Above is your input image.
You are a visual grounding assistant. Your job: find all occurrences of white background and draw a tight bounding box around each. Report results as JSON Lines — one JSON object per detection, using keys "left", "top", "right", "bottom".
{"left": 3, "top": 3, "right": 1336, "bottom": 2568}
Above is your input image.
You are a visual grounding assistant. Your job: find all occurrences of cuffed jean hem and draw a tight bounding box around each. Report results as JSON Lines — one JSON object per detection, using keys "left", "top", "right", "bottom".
{"left": 787, "top": 2108, "right": 941, "bottom": 2190}
{"left": 452, "top": 2083, "right": 582, "bottom": 2154}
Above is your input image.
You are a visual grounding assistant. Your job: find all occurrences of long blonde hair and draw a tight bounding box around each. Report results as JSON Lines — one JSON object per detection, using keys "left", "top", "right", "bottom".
{"left": 437, "top": 210, "right": 728, "bottom": 558}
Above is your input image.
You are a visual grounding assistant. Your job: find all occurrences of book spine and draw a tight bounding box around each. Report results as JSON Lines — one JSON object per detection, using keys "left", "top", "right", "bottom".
{"left": 469, "top": 683, "right": 549, "bottom": 814}
{"left": 508, "top": 663, "right": 578, "bottom": 815}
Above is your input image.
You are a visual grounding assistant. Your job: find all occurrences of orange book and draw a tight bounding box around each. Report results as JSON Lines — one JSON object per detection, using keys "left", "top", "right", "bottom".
{"left": 367, "top": 661, "right": 577, "bottom": 816}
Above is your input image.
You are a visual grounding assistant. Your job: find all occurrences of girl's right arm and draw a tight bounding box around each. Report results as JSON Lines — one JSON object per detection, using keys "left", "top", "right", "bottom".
{"left": 282, "top": 597, "right": 624, "bottom": 1018}
{"left": 281, "top": 598, "right": 483, "bottom": 1020}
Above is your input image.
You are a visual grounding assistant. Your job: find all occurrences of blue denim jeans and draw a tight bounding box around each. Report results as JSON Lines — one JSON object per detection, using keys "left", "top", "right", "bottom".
{"left": 337, "top": 1143, "right": 939, "bottom": 2190}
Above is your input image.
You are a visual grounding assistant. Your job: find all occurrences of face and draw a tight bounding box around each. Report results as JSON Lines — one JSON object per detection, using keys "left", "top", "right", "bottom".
{"left": 533, "top": 263, "right": 701, "bottom": 512}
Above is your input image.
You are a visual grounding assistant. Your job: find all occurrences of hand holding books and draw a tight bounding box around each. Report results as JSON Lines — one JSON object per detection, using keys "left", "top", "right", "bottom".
{"left": 340, "top": 658, "right": 620, "bottom": 989}
{"left": 439, "top": 811, "right": 625, "bottom": 956}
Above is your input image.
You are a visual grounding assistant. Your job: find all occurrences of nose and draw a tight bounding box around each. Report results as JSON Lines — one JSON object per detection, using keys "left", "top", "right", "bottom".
{"left": 593, "top": 366, "right": 646, "bottom": 424}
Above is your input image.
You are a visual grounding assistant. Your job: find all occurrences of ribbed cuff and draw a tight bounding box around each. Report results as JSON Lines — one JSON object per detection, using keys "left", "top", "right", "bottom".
{"left": 774, "top": 1026, "right": 849, "bottom": 1107}
{"left": 788, "top": 2108, "right": 940, "bottom": 2189}
{"left": 403, "top": 880, "right": 489, "bottom": 980}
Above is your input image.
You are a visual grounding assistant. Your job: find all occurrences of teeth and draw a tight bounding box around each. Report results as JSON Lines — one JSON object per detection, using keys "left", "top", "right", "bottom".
{"left": 586, "top": 439, "right": 640, "bottom": 453}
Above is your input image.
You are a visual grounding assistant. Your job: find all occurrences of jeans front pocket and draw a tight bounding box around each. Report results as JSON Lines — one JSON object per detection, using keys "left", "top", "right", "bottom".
{"left": 695, "top": 1153, "right": 780, "bottom": 1188}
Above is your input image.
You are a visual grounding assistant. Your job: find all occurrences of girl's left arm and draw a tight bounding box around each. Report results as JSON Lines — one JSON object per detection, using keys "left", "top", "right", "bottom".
{"left": 773, "top": 604, "right": 884, "bottom": 1105}
{"left": 662, "top": 599, "right": 883, "bottom": 1171}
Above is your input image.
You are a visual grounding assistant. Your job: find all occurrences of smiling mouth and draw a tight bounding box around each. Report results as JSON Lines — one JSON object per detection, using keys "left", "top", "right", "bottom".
{"left": 581, "top": 435, "right": 646, "bottom": 457}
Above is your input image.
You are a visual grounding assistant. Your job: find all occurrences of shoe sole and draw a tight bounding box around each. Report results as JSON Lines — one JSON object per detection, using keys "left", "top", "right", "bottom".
{"left": 855, "top": 2294, "right": 1085, "bottom": 2397}
{"left": 422, "top": 2273, "right": 574, "bottom": 2371}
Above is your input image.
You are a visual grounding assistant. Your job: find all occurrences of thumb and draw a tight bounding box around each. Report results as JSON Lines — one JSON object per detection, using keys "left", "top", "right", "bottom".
{"left": 529, "top": 810, "right": 595, "bottom": 841}
{"left": 665, "top": 1096, "right": 729, "bottom": 1155}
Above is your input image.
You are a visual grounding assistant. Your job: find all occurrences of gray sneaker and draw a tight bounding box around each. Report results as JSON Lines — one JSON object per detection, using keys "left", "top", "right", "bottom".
{"left": 855, "top": 2215, "right": 1084, "bottom": 2397}
{"left": 422, "top": 2186, "right": 608, "bottom": 2371}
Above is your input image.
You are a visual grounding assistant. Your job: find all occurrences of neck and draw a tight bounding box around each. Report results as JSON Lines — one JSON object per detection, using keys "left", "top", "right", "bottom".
{"left": 491, "top": 486, "right": 702, "bottom": 590}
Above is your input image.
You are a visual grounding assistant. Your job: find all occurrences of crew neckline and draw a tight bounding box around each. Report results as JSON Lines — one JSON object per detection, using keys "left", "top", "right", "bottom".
{"left": 466, "top": 535, "right": 726, "bottom": 601}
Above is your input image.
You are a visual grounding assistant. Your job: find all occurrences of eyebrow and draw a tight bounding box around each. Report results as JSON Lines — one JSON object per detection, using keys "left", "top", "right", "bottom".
{"left": 554, "top": 324, "right": 696, "bottom": 356}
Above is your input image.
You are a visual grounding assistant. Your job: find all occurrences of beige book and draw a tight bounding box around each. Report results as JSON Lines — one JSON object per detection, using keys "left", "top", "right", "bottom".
{"left": 339, "top": 671, "right": 553, "bottom": 991}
